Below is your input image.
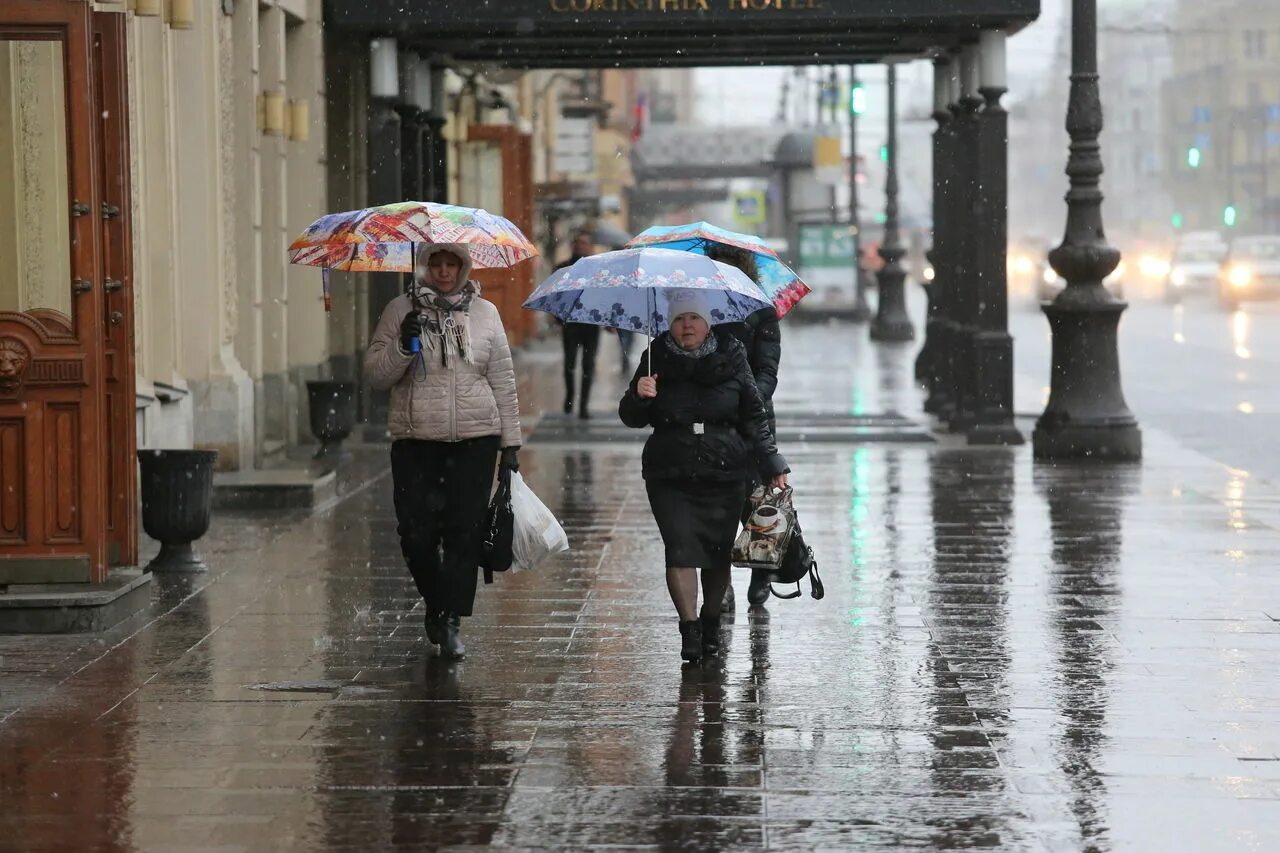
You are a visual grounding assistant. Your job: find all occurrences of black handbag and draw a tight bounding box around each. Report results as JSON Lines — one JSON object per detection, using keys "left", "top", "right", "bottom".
{"left": 480, "top": 467, "right": 514, "bottom": 584}
{"left": 768, "top": 521, "right": 824, "bottom": 601}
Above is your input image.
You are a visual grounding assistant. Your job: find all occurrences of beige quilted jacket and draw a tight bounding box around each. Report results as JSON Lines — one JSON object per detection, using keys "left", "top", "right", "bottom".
{"left": 363, "top": 290, "right": 522, "bottom": 447}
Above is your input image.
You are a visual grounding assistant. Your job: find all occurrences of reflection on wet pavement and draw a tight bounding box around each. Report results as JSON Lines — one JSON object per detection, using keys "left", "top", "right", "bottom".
{"left": 2, "top": 332, "right": 1279, "bottom": 850}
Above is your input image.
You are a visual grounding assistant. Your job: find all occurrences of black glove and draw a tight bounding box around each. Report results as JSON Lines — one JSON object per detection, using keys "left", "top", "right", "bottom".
{"left": 500, "top": 446, "right": 520, "bottom": 473}
{"left": 399, "top": 311, "right": 423, "bottom": 353}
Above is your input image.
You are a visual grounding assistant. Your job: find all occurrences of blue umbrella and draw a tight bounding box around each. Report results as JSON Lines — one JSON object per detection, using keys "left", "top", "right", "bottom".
{"left": 524, "top": 247, "right": 771, "bottom": 375}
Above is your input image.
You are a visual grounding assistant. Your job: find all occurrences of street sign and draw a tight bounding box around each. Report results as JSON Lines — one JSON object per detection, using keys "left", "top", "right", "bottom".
{"left": 798, "top": 223, "right": 854, "bottom": 270}
{"left": 732, "top": 190, "right": 766, "bottom": 227}
{"left": 813, "top": 134, "right": 843, "bottom": 186}
{"left": 554, "top": 115, "right": 595, "bottom": 176}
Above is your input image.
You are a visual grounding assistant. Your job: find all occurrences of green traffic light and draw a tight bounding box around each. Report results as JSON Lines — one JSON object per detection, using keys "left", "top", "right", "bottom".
{"left": 1187, "top": 146, "right": 1201, "bottom": 168}
{"left": 1224, "top": 205, "right": 1237, "bottom": 227}
{"left": 879, "top": 145, "right": 888, "bottom": 162}
{"left": 1171, "top": 213, "right": 1183, "bottom": 229}
{"left": 850, "top": 84, "right": 866, "bottom": 115}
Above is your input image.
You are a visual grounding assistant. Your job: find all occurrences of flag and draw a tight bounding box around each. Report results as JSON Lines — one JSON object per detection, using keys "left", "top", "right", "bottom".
{"left": 630, "top": 92, "right": 649, "bottom": 144}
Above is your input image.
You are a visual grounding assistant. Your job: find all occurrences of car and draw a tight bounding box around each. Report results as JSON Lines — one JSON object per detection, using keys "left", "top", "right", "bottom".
{"left": 1165, "top": 231, "right": 1228, "bottom": 303}
{"left": 1217, "top": 235, "right": 1280, "bottom": 310}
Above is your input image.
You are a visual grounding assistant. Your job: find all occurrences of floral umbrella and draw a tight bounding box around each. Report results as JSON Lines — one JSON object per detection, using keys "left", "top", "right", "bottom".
{"left": 524, "top": 248, "right": 771, "bottom": 373}
{"left": 626, "top": 221, "right": 811, "bottom": 317}
{"left": 288, "top": 201, "right": 538, "bottom": 311}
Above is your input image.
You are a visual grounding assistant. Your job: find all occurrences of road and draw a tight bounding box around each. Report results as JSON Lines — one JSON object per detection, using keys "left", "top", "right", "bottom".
{"left": 1009, "top": 292, "right": 1280, "bottom": 482}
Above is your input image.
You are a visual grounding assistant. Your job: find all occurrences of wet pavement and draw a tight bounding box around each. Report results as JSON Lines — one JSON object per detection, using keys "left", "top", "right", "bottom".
{"left": 3, "top": 324, "right": 1280, "bottom": 851}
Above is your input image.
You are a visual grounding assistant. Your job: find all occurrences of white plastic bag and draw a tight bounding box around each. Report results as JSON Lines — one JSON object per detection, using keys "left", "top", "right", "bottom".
{"left": 510, "top": 471, "right": 570, "bottom": 570}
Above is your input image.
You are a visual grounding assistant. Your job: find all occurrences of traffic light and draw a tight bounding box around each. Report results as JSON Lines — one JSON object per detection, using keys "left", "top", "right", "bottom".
{"left": 879, "top": 145, "right": 888, "bottom": 162}
{"left": 1224, "top": 205, "right": 1238, "bottom": 227}
{"left": 1187, "top": 146, "right": 1202, "bottom": 168}
{"left": 849, "top": 81, "right": 866, "bottom": 115}
{"left": 1171, "top": 213, "right": 1184, "bottom": 229}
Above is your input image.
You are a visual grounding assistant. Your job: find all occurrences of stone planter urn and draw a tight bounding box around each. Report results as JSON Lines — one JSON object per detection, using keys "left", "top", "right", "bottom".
{"left": 306, "top": 380, "right": 357, "bottom": 459}
{"left": 138, "top": 449, "right": 217, "bottom": 573}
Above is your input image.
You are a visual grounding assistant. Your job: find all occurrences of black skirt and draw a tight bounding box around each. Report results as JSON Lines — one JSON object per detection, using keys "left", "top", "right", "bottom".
{"left": 646, "top": 478, "right": 746, "bottom": 569}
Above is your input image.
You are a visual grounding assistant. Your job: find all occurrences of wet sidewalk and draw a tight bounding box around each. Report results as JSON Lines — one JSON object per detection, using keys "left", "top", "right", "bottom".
{"left": 2, "top": 325, "right": 1279, "bottom": 851}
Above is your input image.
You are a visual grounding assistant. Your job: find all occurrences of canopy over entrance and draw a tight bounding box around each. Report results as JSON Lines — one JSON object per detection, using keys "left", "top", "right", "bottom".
{"left": 326, "top": 1, "right": 1040, "bottom": 67}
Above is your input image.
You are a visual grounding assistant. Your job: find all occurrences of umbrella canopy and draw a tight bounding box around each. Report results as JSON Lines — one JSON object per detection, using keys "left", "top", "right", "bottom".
{"left": 288, "top": 201, "right": 538, "bottom": 312}
{"left": 626, "top": 221, "right": 811, "bottom": 317}
{"left": 523, "top": 247, "right": 771, "bottom": 334}
{"left": 289, "top": 201, "right": 538, "bottom": 273}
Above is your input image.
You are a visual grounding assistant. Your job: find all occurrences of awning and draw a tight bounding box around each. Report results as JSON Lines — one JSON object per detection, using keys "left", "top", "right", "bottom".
{"left": 326, "top": 1, "right": 1041, "bottom": 67}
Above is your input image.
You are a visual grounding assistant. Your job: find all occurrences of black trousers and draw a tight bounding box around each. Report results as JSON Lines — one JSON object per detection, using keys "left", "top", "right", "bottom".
{"left": 562, "top": 323, "right": 600, "bottom": 406}
{"left": 390, "top": 436, "right": 500, "bottom": 617}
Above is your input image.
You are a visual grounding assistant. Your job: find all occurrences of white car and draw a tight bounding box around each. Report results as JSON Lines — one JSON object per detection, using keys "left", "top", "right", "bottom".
{"left": 1166, "top": 231, "right": 1228, "bottom": 303}
{"left": 1218, "top": 235, "right": 1280, "bottom": 310}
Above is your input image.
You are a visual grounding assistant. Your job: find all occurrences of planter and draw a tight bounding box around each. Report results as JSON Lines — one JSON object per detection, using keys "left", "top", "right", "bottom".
{"left": 306, "top": 380, "right": 357, "bottom": 459}
{"left": 138, "top": 449, "right": 217, "bottom": 573}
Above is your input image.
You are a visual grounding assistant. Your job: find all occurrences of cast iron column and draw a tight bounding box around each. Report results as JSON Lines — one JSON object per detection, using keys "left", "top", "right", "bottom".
{"left": 968, "top": 32, "right": 1023, "bottom": 445}
{"left": 945, "top": 47, "right": 983, "bottom": 431}
{"left": 1033, "top": 0, "right": 1142, "bottom": 460}
{"left": 918, "top": 59, "right": 954, "bottom": 402}
{"left": 365, "top": 97, "right": 402, "bottom": 426}
{"left": 849, "top": 66, "right": 872, "bottom": 322}
{"left": 871, "top": 64, "right": 915, "bottom": 343}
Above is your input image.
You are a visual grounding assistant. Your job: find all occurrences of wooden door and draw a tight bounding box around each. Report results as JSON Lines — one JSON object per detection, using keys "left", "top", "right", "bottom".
{"left": 0, "top": 0, "right": 111, "bottom": 584}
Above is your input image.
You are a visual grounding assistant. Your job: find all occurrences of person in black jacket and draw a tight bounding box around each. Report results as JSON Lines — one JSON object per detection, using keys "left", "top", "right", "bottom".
{"left": 619, "top": 289, "right": 789, "bottom": 664}
{"left": 556, "top": 230, "right": 600, "bottom": 419}
{"left": 705, "top": 243, "right": 783, "bottom": 610}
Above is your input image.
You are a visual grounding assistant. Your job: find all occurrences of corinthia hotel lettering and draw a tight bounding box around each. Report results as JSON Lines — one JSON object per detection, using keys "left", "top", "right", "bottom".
{"left": 548, "top": 0, "right": 822, "bottom": 12}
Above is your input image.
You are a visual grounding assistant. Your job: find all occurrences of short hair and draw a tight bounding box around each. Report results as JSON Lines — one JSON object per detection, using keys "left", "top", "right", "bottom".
{"left": 572, "top": 229, "right": 593, "bottom": 243}
{"left": 705, "top": 243, "right": 759, "bottom": 284}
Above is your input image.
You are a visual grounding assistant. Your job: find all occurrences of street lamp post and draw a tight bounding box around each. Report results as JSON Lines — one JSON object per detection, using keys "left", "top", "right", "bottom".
{"left": 918, "top": 58, "right": 954, "bottom": 405}
{"left": 849, "top": 67, "right": 872, "bottom": 322}
{"left": 967, "top": 31, "right": 1023, "bottom": 445}
{"left": 870, "top": 63, "right": 915, "bottom": 343}
{"left": 1033, "top": 0, "right": 1142, "bottom": 460}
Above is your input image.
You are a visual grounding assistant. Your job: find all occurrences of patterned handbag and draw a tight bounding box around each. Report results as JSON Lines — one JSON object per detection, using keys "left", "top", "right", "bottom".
{"left": 731, "top": 486, "right": 797, "bottom": 570}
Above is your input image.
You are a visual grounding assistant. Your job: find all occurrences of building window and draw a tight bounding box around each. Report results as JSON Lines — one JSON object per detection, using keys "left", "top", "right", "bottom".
{"left": 1244, "top": 30, "right": 1267, "bottom": 59}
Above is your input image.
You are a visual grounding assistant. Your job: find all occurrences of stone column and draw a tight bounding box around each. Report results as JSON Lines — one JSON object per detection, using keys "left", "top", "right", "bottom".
{"left": 1033, "top": 0, "right": 1142, "bottom": 460}
{"left": 869, "top": 64, "right": 914, "bottom": 343}
{"left": 285, "top": 2, "right": 329, "bottom": 447}
{"left": 257, "top": 5, "right": 294, "bottom": 454}
{"left": 967, "top": 32, "right": 1023, "bottom": 446}
{"left": 945, "top": 46, "right": 983, "bottom": 432}
{"left": 183, "top": 0, "right": 253, "bottom": 470}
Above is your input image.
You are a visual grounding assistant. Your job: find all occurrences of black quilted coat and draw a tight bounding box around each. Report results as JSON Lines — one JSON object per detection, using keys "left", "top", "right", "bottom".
{"left": 721, "top": 307, "right": 782, "bottom": 419}
{"left": 619, "top": 330, "right": 788, "bottom": 483}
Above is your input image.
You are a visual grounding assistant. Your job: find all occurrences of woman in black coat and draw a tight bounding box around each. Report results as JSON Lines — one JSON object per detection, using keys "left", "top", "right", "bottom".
{"left": 705, "top": 243, "right": 783, "bottom": 609}
{"left": 619, "top": 289, "right": 789, "bottom": 663}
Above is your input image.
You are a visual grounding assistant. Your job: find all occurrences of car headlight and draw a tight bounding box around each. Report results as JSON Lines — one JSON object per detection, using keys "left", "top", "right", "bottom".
{"left": 1009, "top": 255, "right": 1034, "bottom": 275}
{"left": 1170, "top": 268, "right": 1187, "bottom": 287}
{"left": 923, "top": 265, "right": 935, "bottom": 282}
{"left": 1042, "top": 267, "right": 1059, "bottom": 285}
{"left": 1229, "top": 265, "right": 1253, "bottom": 289}
{"left": 1139, "top": 254, "right": 1170, "bottom": 279}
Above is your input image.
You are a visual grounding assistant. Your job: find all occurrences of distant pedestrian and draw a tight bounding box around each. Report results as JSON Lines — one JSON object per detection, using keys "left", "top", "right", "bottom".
{"left": 556, "top": 230, "right": 600, "bottom": 419}
{"left": 705, "top": 243, "right": 784, "bottom": 611}
{"left": 619, "top": 290, "right": 789, "bottom": 664}
{"left": 364, "top": 243, "right": 522, "bottom": 660}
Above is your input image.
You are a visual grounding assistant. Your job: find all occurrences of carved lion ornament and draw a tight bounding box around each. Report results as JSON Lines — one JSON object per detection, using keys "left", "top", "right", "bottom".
{"left": 0, "top": 338, "right": 31, "bottom": 396}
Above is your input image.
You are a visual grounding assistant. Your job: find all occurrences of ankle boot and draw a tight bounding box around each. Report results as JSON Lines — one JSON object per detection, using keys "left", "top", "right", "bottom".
{"left": 424, "top": 610, "right": 446, "bottom": 646}
{"left": 678, "top": 619, "right": 702, "bottom": 663}
{"left": 440, "top": 613, "right": 465, "bottom": 659}
{"left": 699, "top": 613, "right": 722, "bottom": 656}
{"left": 720, "top": 584, "right": 736, "bottom": 613}
{"left": 747, "top": 570, "right": 772, "bottom": 607}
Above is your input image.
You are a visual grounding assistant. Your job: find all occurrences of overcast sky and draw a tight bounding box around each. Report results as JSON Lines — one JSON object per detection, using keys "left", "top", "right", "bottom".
{"left": 693, "top": 0, "right": 1067, "bottom": 127}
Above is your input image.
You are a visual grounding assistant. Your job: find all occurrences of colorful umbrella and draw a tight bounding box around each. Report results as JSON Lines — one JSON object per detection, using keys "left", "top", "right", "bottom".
{"left": 626, "top": 221, "right": 811, "bottom": 317}
{"left": 523, "top": 247, "right": 771, "bottom": 335}
{"left": 288, "top": 201, "right": 538, "bottom": 311}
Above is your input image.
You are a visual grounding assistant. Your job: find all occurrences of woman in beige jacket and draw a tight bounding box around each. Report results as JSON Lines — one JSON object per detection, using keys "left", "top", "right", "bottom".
{"left": 363, "top": 243, "right": 522, "bottom": 659}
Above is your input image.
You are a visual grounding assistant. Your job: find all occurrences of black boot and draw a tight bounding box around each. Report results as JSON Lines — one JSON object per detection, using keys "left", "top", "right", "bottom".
{"left": 679, "top": 619, "right": 702, "bottom": 663}
{"left": 578, "top": 373, "right": 593, "bottom": 420}
{"left": 720, "top": 584, "right": 736, "bottom": 613}
{"left": 699, "top": 612, "right": 722, "bottom": 656}
{"left": 440, "top": 613, "right": 465, "bottom": 660}
{"left": 747, "top": 570, "right": 772, "bottom": 607}
{"left": 424, "top": 609, "right": 445, "bottom": 646}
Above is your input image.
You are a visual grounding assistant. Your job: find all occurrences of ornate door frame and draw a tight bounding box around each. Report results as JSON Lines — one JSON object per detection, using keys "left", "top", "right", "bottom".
{"left": 0, "top": 0, "right": 132, "bottom": 584}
